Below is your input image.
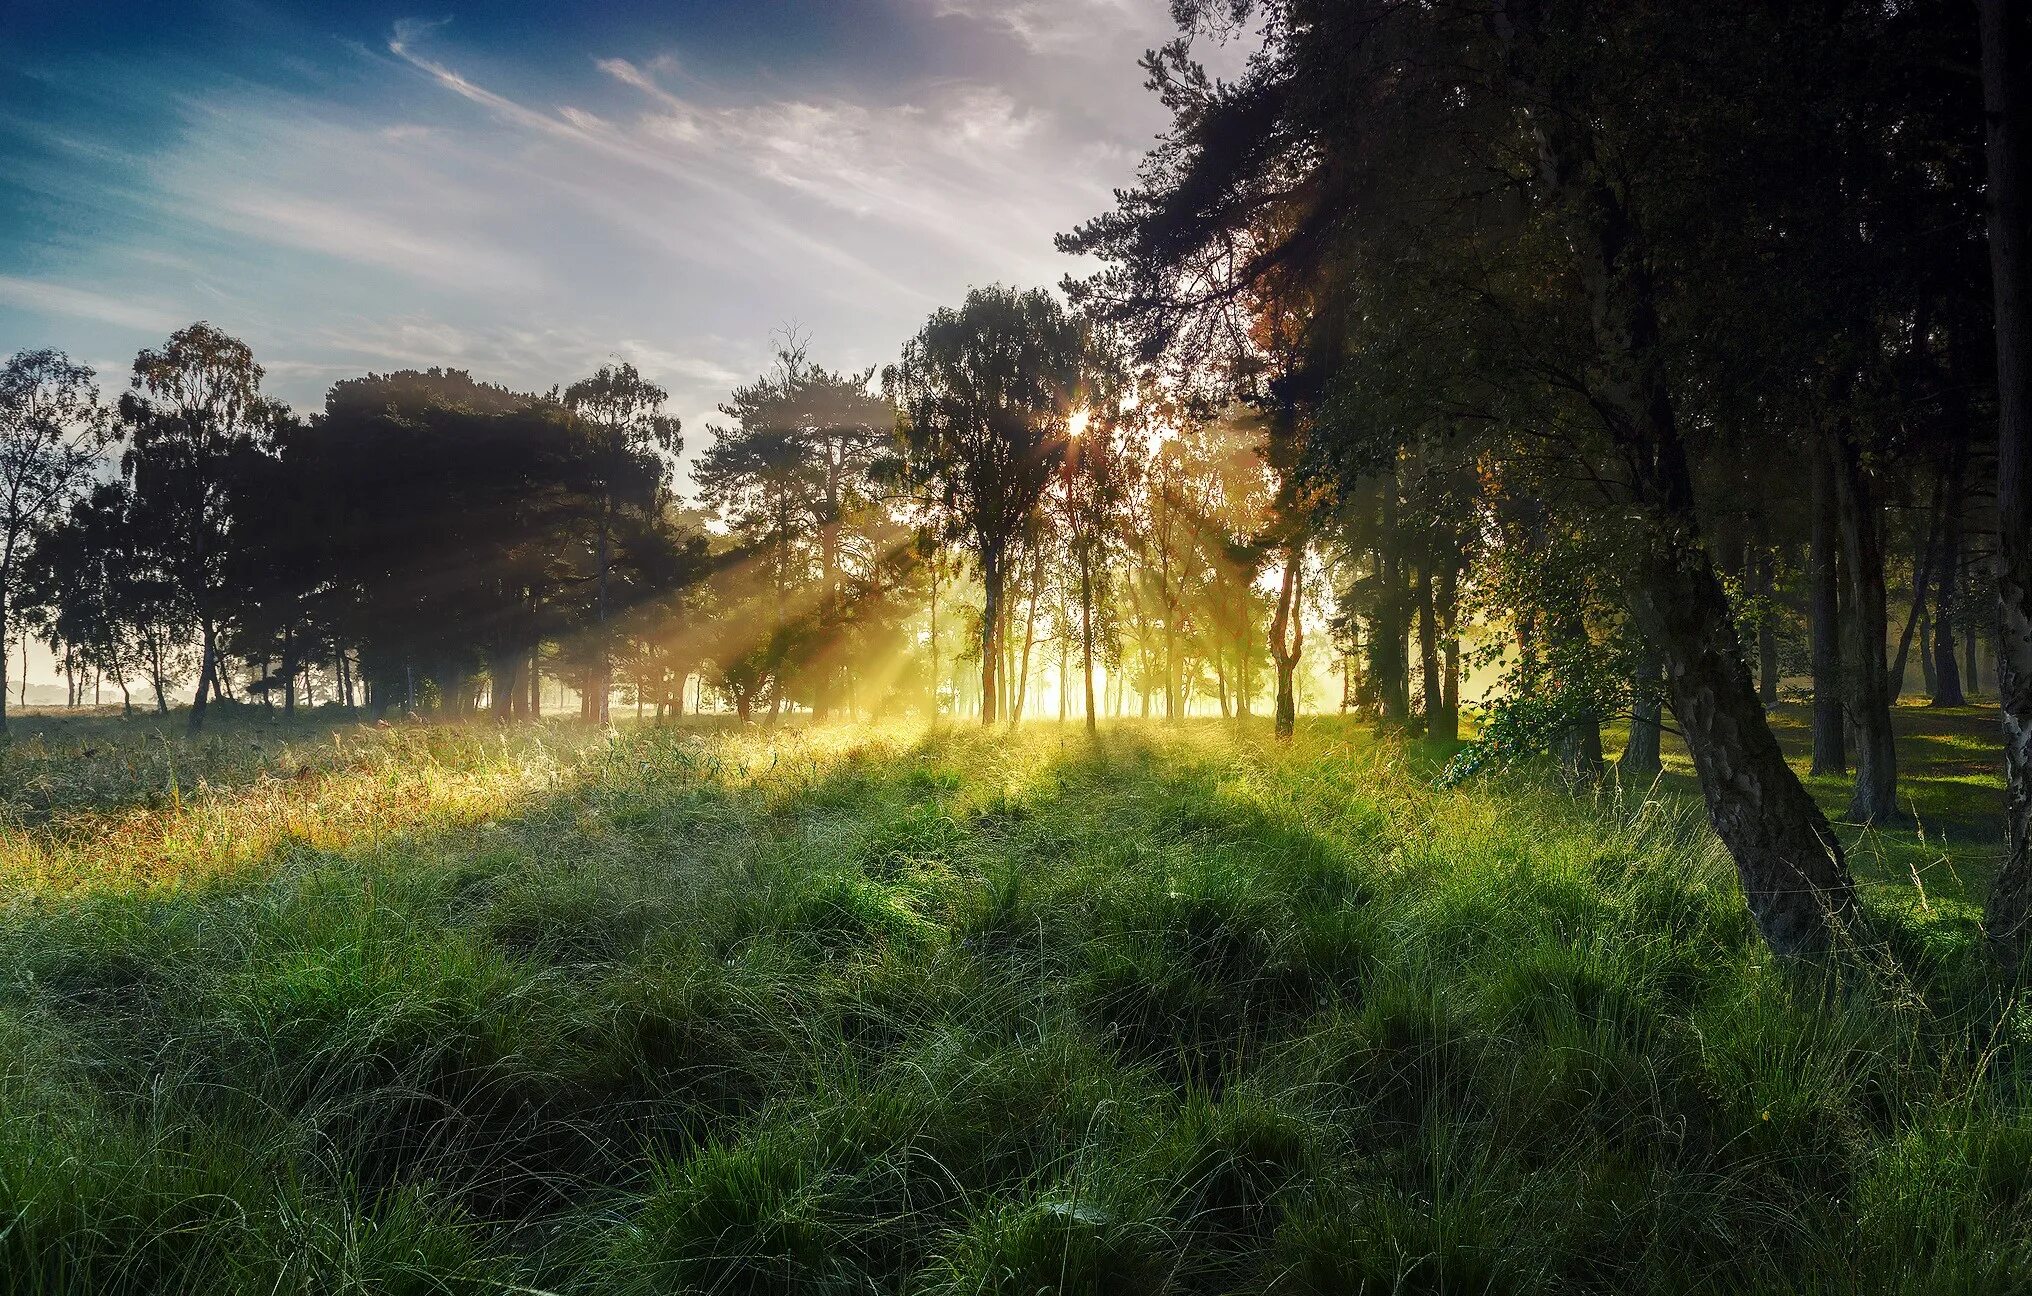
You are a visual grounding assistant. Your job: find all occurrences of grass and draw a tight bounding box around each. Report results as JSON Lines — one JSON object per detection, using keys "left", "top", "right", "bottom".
{"left": 0, "top": 703, "right": 2025, "bottom": 1293}
{"left": 1639, "top": 698, "right": 2005, "bottom": 910}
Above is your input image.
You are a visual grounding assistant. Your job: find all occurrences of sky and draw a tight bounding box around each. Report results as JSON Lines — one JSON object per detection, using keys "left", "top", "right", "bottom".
{"left": 0, "top": 0, "right": 1240, "bottom": 425}
{"left": 1, "top": 0, "right": 1252, "bottom": 691}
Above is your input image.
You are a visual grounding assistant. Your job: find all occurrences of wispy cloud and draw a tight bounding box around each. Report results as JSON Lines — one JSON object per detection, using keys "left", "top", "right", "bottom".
{"left": 2, "top": 5, "right": 1187, "bottom": 415}
{"left": 927, "top": 0, "right": 1141, "bottom": 54}
{"left": 0, "top": 274, "right": 182, "bottom": 333}
{"left": 208, "top": 191, "right": 534, "bottom": 288}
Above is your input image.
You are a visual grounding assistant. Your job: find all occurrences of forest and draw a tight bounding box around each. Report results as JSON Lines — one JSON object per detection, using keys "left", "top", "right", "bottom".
{"left": 0, "top": 0, "right": 2028, "bottom": 1291}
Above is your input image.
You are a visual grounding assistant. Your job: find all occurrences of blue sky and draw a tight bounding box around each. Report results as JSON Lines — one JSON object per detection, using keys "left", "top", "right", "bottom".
{"left": 1, "top": 0, "right": 1221, "bottom": 431}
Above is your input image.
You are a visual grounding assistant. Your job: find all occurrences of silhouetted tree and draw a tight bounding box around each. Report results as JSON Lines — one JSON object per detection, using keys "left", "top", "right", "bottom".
{"left": 119, "top": 323, "right": 288, "bottom": 733}
{"left": 561, "top": 362, "right": 682, "bottom": 724}
{"left": 0, "top": 348, "right": 108, "bottom": 733}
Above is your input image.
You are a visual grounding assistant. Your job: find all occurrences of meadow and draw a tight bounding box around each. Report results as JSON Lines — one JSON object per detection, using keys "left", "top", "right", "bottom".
{"left": 0, "top": 705, "right": 2026, "bottom": 1294}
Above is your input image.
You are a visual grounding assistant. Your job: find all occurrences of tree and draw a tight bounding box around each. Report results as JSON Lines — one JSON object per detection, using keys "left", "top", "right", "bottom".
{"left": 1979, "top": 0, "right": 2032, "bottom": 973}
{"left": 1050, "top": 395, "right": 1135, "bottom": 732}
{"left": 697, "top": 341, "right": 890, "bottom": 718}
{"left": 0, "top": 349, "right": 107, "bottom": 734}
{"left": 26, "top": 481, "right": 193, "bottom": 714}
{"left": 1267, "top": 535, "right": 1306, "bottom": 740}
{"left": 561, "top": 362, "right": 682, "bottom": 724}
{"left": 1064, "top": 1, "right": 1876, "bottom": 954}
{"left": 119, "top": 323, "right": 286, "bottom": 733}
{"left": 885, "top": 286, "right": 1091, "bottom": 726}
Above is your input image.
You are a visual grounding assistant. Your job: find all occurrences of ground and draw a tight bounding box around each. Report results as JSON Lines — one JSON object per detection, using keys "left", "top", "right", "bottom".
{"left": 0, "top": 704, "right": 2025, "bottom": 1293}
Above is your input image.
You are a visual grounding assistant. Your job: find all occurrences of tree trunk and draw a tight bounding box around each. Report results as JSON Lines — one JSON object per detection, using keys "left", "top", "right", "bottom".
{"left": 1269, "top": 541, "right": 1303, "bottom": 741}
{"left": 1810, "top": 442, "right": 1847, "bottom": 774}
{"left": 929, "top": 559, "right": 941, "bottom": 720}
{"left": 1515, "top": 70, "right": 1860, "bottom": 954}
{"left": 1979, "top": 0, "right": 2032, "bottom": 974}
{"left": 1755, "top": 550, "right": 1780, "bottom": 705}
{"left": 283, "top": 627, "right": 297, "bottom": 718}
{"left": 1620, "top": 652, "right": 1663, "bottom": 782}
{"left": 188, "top": 619, "right": 218, "bottom": 735}
{"left": 595, "top": 506, "right": 612, "bottom": 725}
{"left": 1933, "top": 445, "right": 1968, "bottom": 706}
{"left": 1918, "top": 600, "right": 1938, "bottom": 697}
{"left": 1058, "top": 634, "right": 1070, "bottom": 723}
{"left": 0, "top": 593, "right": 10, "bottom": 735}
{"left": 1890, "top": 473, "right": 1945, "bottom": 702}
{"left": 1163, "top": 620, "right": 1179, "bottom": 721}
{"left": 145, "top": 628, "right": 169, "bottom": 715}
{"left": 1374, "top": 486, "right": 1412, "bottom": 729}
{"left": 1080, "top": 547, "right": 1098, "bottom": 734}
{"left": 980, "top": 549, "right": 1002, "bottom": 727}
{"left": 1012, "top": 545, "right": 1043, "bottom": 725}
{"left": 818, "top": 492, "right": 841, "bottom": 721}
{"left": 1432, "top": 549, "right": 1460, "bottom": 742}
{"left": 489, "top": 649, "right": 521, "bottom": 722}
{"left": 1551, "top": 608, "right": 1603, "bottom": 786}
{"left": 1827, "top": 423, "right": 1899, "bottom": 822}
{"left": 1416, "top": 562, "right": 1442, "bottom": 737}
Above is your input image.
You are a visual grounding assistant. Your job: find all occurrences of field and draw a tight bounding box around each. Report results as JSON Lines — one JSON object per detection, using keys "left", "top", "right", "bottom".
{"left": 1, "top": 706, "right": 2027, "bottom": 1293}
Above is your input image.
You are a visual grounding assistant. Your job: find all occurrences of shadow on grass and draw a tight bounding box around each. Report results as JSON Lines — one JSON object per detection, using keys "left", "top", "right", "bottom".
{"left": 2, "top": 714, "right": 2029, "bottom": 1294}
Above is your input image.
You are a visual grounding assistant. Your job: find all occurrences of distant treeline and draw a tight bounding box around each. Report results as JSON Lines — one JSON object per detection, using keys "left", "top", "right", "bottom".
{"left": 0, "top": 299, "right": 1316, "bottom": 738}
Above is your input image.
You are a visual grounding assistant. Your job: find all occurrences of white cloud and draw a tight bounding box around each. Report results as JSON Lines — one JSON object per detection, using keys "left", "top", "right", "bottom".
{"left": 927, "top": 0, "right": 1141, "bottom": 54}
{"left": 206, "top": 191, "right": 534, "bottom": 288}
{"left": 6, "top": 8, "right": 1187, "bottom": 419}
{"left": 0, "top": 274, "right": 182, "bottom": 333}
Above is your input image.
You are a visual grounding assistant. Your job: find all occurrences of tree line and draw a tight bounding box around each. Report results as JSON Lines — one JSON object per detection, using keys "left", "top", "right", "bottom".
{"left": 0, "top": 304, "right": 1315, "bottom": 742}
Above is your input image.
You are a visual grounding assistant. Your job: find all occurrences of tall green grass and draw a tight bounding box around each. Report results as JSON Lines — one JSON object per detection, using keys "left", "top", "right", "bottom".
{"left": 0, "top": 715, "right": 2025, "bottom": 1292}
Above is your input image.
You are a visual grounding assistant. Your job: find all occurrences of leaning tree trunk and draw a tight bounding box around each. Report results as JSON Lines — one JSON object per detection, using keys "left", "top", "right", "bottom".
{"left": 1629, "top": 536, "right": 1860, "bottom": 954}
{"left": 1979, "top": 0, "right": 2032, "bottom": 974}
{"left": 1516, "top": 71, "right": 1860, "bottom": 954}
{"left": 1828, "top": 423, "right": 1899, "bottom": 822}
{"left": 1810, "top": 443, "right": 1847, "bottom": 774}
